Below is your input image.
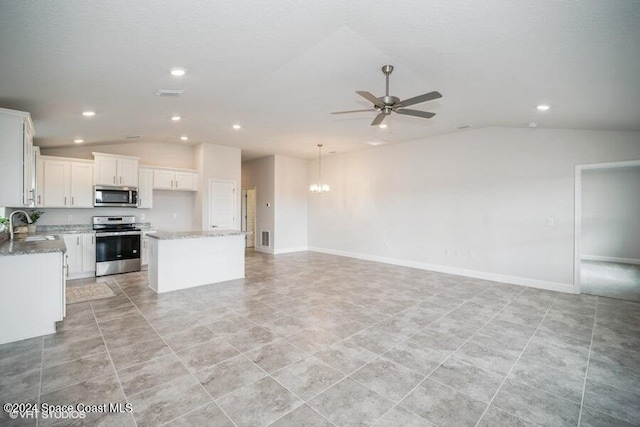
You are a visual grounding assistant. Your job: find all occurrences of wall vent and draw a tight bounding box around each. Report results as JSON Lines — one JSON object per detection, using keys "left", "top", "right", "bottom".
{"left": 155, "top": 89, "right": 184, "bottom": 97}
{"left": 261, "top": 231, "right": 270, "bottom": 247}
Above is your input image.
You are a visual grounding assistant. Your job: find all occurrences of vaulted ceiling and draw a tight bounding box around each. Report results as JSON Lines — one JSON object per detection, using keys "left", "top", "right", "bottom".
{"left": 1, "top": 0, "right": 639, "bottom": 160}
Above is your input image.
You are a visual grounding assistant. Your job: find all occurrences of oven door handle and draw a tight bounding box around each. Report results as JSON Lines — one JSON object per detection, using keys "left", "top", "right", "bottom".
{"left": 95, "top": 231, "right": 142, "bottom": 237}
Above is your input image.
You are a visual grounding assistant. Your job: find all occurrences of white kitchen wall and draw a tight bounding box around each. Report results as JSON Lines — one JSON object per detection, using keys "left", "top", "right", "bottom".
{"left": 582, "top": 165, "right": 640, "bottom": 263}
{"left": 31, "top": 190, "right": 197, "bottom": 230}
{"left": 194, "top": 143, "right": 242, "bottom": 231}
{"left": 242, "top": 156, "right": 275, "bottom": 253}
{"left": 274, "top": 155, "right": 308, "bottom": 253}
{"left": 308, "top": 127, "right": 640, "bottom": 292}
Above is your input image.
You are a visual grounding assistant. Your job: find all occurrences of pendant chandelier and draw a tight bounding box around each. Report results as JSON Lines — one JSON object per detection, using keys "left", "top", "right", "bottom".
{"left": 310, "top": 144, "right": 330, "bottom": 193}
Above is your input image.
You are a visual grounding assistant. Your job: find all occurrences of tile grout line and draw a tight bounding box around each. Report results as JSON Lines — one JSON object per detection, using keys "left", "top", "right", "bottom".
{"left": 472, "top": 294, "right": 560, "bottom": 427}
{"left": 89, "top": 302, "right": 137, "bottom": 426}
{"left": 110, "top": 274, "right": 241, "bottom": 427}
{"left": 35, "top": 336, "right": 44, "bottom": 427}
{"left": 576, "top": 298, "right": 598, "bottom": 426}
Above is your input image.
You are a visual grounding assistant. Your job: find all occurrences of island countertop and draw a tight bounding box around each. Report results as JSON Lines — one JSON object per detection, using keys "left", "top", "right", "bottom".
{"left": 0, "top": 235, "right": 66, "bottom": 257}
{"left": 147, "top": 230, "right": 247, "bottom": 240}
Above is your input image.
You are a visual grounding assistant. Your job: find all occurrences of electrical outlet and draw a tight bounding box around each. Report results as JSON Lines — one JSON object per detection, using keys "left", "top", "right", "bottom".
{"left": 67, "top": 214, "right": 73, "bottom": 222}
{"left": 173, "top": 213, "right": 177, "bottom": 219}
{"left": 445, "top": 248, "right": 451, "bottom": 256}
{"left": 546, "top": 217, "right": 555, "bottom": 227}
{"left": 140, "top": 213, "right": 145, "bottom": 220}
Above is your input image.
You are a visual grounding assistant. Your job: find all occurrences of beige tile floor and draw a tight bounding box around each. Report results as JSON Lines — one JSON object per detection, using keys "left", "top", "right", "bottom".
{"left": 1, "top": 251, "right": 639, "bottom": 426}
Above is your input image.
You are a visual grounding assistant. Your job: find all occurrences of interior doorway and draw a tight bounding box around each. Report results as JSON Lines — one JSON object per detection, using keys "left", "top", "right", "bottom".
{"left": 241, "top": 188, "right": 256, "bottom": 248}
{"left": 575, "top": 160, "right": 640, "bottom": 302}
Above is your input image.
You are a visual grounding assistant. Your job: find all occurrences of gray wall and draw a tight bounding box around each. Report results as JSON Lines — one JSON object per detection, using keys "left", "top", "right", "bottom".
{"left": 582, "top": 165, "right": 640, "bottom": 262}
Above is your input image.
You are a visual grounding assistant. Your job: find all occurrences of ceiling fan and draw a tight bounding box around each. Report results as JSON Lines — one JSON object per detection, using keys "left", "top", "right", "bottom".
{"left": 332, "top": 65, "right": 442, "bottom": 126}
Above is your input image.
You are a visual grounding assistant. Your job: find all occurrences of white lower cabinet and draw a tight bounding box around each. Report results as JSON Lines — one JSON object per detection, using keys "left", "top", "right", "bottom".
{"left": 62, "top": 233, "right": 96, "bottom": 279}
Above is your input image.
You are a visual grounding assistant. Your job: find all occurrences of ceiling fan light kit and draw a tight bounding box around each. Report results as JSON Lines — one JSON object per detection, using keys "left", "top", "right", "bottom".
{"left": 332, "top": 65, "right": 442, "bottom": 126}
{"left": 310, "top": 144, "right": 330, "bottom": 193}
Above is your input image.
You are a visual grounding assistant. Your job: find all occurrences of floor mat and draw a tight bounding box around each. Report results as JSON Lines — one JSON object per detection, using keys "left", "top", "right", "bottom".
{"left": 67, "top": 281, "right": 116, "bottom": 304}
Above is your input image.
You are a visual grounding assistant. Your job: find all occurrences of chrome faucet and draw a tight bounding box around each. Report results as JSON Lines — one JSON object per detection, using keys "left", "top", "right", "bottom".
{"left": 9, "top": 210, "right": 33, "bottom": 241}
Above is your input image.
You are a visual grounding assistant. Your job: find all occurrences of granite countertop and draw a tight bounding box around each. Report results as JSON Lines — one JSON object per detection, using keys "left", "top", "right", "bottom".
{"left": 0, "top": 234, "right": 66, "bottom": 257}
{"left": 148, "top": 230, "right": 247, "bottom": 240}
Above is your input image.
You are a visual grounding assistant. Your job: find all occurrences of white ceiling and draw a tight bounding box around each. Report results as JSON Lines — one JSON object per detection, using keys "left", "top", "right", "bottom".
{"left": 1, "top": 0, "right": 639, "bottom": 160}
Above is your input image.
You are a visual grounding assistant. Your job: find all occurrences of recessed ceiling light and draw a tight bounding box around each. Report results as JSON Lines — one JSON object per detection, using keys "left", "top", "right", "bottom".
{"left": 180, "top": 136, "right": 188, "bottom": 141}
{"left": 232, "top": 124, "right": 241, "bottom": 130}
{"left": 170, "top": 68, "right": 186, "bottom": 77}
{"left": 82, "top": 111, "right": 95, "bottom": 117}
{"left": 536, "top": 105, "right": 550, "bottom": 111}
{"left": 365, "top": 139, "right": 387, "bottom": 146}
{"left": 171, "top": 115, "right": 181, "bottom": 121}
{"left": 74, "top": 138, "right": 84, "bottom": 144}
{"left": 378, "top": 124, "right": 387, "bottom": 129}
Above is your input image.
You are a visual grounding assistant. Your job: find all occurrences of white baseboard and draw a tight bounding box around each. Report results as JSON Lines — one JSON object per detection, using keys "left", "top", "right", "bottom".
{"left": 581, "top": 255, "right": 640, "bottom": 265}
{"left": 309, "top": 246, "right": 575, "bottom": 294}
{"left": 274, "top": 246, "right": 309, "bottom": 255}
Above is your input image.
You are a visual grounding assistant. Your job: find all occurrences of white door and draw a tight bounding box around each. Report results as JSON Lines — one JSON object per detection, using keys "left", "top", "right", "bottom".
{"left": 94, "top": 156, "right": 118, "bottom": 186}
{"left": 209, "top": 180, "right": 236, "bottom": 230}
{"left": 70, "top": 162, "right": 93, "bottom": 207}
{"left": 153, "top": 169, "right": 174, "bottom": 190}
{"left": 118, "top": 158, "right": 138, "bottom": 187}
{"left": 41, "top": 159, "right": 69, "bottom": 207}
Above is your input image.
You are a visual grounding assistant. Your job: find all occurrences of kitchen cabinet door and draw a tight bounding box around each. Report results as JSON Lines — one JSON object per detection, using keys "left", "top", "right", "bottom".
{"left": 40, "top": 159, "right": 70, "bottom": 207}
{"left": 62, "top": 234, "right": 83, "bottom": 277}
{"left": 153, "top": 169, "right": 174, "bottom": 190}
{"left": 94, "top": 156, "right": 118, "bottom": 186}
{"left": 70, "top": 162, "right": 94, "bottom": 207}
{"left": 174, "top": 171, "right": 197, "bottom": 191}
{"left": 138, "top": 168, "right": 153, "bottom": 208}
{"left": 118, "top": 158, "right": 138, "bottom": 187}
{"left": 82, "top": 233, "right": 96, "bottom": 272}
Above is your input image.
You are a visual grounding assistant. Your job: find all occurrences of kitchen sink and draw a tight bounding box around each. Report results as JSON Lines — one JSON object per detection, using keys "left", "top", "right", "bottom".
{"left": 24, "top": 235, "right": 56, "bottom": 242}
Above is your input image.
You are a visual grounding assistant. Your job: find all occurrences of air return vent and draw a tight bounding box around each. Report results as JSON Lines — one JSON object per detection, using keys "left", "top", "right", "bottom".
{"left": 261, "top": 231, "right": 270, "bottom": 247}
{"left": 155, "top": 89, "right": 184, "bottom": 97}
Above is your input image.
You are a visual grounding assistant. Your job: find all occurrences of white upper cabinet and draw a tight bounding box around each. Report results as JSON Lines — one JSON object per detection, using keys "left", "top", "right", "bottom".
{"left": 152, "top": 168, "right": 197, "bottom": 191}
{"left": 37, "top": 156, "right": 93, "bottom": 208}
{"left": 0, "top": 108, "right": 35, "bottom": 207}
{"left": 93, "top": 152, "right": 139, "bottom": 187}
{"left": 70, "top": 162, "right": 94, "bottom": 207}
{"left": 138, "top": 167, "right": 153, "bottom": 208}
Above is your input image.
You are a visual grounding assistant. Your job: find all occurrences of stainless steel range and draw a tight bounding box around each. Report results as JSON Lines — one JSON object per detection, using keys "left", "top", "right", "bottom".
{"left": 93, "top": 216, "right": 141, "bottom": 276}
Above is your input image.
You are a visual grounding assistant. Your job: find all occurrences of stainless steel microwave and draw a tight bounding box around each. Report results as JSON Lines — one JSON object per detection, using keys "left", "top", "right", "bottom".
{"left": 94, "top": 186, "right": 138, "bottom": 207}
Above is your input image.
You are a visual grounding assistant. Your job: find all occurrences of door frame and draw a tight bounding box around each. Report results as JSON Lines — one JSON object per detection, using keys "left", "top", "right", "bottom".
{"left": 241, "top": 186, "right": 257, "bottom": 248}
{"left": 207, "top": 179, "right": 237, "bottom": 230}
{"left": 574, "top": 159, "right": 640, "bottom": 294}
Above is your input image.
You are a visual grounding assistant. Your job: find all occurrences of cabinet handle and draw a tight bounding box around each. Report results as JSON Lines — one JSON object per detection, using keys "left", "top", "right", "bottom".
{"left": 37, "top": 195, "right": 41, "bottom": 205}
{"left": 176, "top": 180, "right": 179, "bottom": 188}
{"left": 92, "top": 236, "right": 94, "bottom": 244}
{"left": 64, "top": 196, "right": 67, "bottom": 206}
{"left": 113, "top": 176, "right": 116, "bottom": 184}
{"left": 71, "top": 196, "right": 74, "bottom": 206}
{"left": 77, "top": 236, "right": 79, "bottom": 245}
{"left": 120, "top": 176, "right": 122, "bottom": 184}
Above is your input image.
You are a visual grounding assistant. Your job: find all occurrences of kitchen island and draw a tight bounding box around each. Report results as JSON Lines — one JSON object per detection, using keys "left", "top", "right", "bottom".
{"left": 0, "top": 235, "right": 67, "bottom": 344}
{"left": 147, "top": 230, "right": 246, "bottom": 293}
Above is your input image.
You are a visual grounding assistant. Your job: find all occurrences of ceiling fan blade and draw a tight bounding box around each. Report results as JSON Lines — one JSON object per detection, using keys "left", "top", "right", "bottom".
{"left": 397, "top": 91, "right": 442, "bottom": 107}
{"left": 331, "top": 109, "right": 376, "bottom": 115}
{"left": 395, "top": 109, "right": 436, "bottom": 119}
{"left": 370, "top": 113, "right": 386, "bottom": 126}
{"left": 356, "top": 91, "right": 384, "bottom": 108}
